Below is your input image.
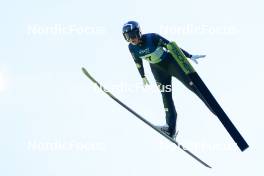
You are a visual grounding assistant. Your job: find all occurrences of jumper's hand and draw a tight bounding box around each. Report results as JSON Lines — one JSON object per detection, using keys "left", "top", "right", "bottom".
{"left": 190, "top": 55, "right": 206, "bottom": 64}
{"left": 142, "top": 77, "right": 150, "bottom": 87}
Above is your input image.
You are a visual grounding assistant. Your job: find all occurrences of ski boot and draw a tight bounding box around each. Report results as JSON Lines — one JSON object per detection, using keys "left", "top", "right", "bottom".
{"left": 155, "top": 125, "right": 178, "bottom": 140}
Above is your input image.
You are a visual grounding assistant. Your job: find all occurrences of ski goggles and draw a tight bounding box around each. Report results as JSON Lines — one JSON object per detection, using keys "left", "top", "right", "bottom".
{"left": 123, "top": 29, "right": 140, "bottom": 41}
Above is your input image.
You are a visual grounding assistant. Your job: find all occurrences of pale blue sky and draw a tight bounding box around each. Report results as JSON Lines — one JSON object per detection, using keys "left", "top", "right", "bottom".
{"left": 0, "top": 0, "right": 263, "bottom": 175}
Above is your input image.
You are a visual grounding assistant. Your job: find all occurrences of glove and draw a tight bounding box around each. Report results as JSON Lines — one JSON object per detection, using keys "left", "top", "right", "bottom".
{"left": 142, "top": 76, "right": 150, "bottom": 87}
{"left": 190, "top": 55, "right": 206, "bottom": 64}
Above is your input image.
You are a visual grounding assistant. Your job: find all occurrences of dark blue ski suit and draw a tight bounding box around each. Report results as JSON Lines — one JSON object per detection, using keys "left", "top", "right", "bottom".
{"left": 128, "top": 33, "right": 210, "bottom": 133}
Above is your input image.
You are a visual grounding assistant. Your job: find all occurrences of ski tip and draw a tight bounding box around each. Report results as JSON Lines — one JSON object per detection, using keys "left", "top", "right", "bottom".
{"left": 81, "top": 67, "right": 89, "bottom": 76}
{"left": 81, "top": 67, "right": 86, "bottom": 72}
